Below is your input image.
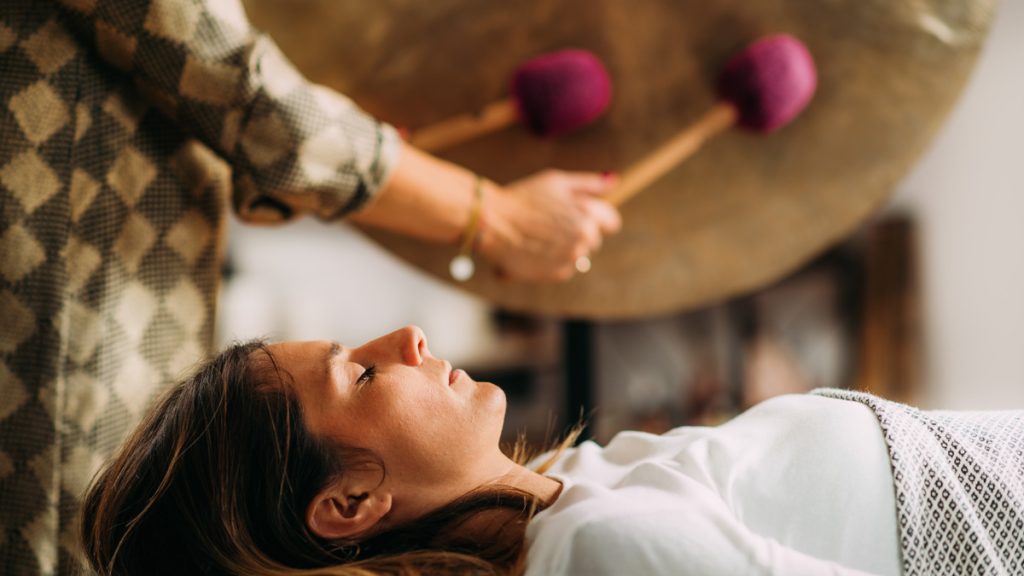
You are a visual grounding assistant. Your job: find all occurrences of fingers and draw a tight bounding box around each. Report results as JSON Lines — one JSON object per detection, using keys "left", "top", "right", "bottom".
{"left": 561, "top": 171, "right": 617, "bottom": 197}
{"left": 562, "top": 171, "right": 622, "bottom": 274}
{"left": 553, "top": 265, "right": 576, "bottom": 282}
{"left": 579, "top": 196, "right": 622, "bottom": 235}
{"left": 486, "top": 169, "right": 625, "bottom": 282}
{"left": 576, "top": 217, "right": 602, "bottom": 255}
{"left": 561, "top": 171, "right": 623, "bottom": 234}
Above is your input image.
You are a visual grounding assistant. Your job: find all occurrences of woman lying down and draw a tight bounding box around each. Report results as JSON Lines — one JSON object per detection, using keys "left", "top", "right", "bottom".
{"left": 82, "top": 326, "right": 1023, "bottom": 575}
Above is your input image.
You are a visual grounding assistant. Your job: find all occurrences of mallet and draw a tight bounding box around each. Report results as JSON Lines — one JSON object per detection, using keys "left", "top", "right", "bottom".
{"left": 409, "top": 49, "right": 612, "bottom": 152}
{"left": 606, "top": 35, "right": 817, "bottom": 207}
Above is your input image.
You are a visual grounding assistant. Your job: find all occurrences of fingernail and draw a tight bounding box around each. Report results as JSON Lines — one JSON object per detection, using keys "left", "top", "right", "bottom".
{"left": 397, "top": 126, "right": 411, "bottom": 140}
{"left": 601, "top": 170, "right": 618, "bottom": 181}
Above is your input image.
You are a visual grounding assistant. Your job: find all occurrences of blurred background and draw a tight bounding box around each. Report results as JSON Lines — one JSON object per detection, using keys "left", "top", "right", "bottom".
{"left": 218, "top": 1, "right": 1023, "bottom": 444}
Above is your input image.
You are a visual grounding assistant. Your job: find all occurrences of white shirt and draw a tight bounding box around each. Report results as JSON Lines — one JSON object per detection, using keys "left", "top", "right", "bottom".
{"left": 525, "top": 394, "right": 902, "bottom": 576}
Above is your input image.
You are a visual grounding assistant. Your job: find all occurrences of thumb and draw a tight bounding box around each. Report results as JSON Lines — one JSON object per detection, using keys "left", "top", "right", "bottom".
{"left": 564, "top": 171, "right": 618, "bottom": 197}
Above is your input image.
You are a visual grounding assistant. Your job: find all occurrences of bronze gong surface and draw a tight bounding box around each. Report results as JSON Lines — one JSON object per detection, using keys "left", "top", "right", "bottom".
{"left": 243, "top": 0, "right": 996, "bottom": 319}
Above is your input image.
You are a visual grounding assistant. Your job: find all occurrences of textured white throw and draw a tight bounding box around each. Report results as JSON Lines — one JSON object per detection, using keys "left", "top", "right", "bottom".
{"left": 812, "top": 389, "right": 1024, "bottom": 575}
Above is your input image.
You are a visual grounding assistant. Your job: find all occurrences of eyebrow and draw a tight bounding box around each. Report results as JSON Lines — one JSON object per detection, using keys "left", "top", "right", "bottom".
{"left": 323, "top": 341, "right": 343, "bottom": 382}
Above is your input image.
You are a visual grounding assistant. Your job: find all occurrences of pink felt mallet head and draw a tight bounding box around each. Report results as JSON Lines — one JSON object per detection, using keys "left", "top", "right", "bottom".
{"left": 605, "top": 35, "right": 818, "bottom": 207}
{"left": 409, "top": 49, "right": 612, "bottom": 152}
{"left": 717, "top": 34, "right": 817, "bottom": 133}
{"left": 510, "top": 49, "right": 613, "bottom": 137}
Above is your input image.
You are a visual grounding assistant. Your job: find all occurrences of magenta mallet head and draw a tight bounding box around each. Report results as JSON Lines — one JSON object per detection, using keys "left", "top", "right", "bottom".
{"left": 510, "top": 49, "right": 612, "bottom": 137}
{"left": 717, "top": 35, "right": 817, "bottom": 133}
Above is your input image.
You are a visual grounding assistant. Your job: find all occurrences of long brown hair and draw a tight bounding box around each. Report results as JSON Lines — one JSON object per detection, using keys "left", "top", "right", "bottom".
{"left": 80, "top": 340, "right": 578, "bottom": 575}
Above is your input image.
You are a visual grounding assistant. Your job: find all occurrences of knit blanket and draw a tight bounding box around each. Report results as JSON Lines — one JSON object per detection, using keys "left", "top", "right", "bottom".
{"left": 812, "top": 389, "right": 1024, "bottom": 576}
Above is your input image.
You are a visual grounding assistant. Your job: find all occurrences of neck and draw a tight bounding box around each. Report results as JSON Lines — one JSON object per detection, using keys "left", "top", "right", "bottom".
{"left": 492, "top": 459, "right": 563, "bottom": 505}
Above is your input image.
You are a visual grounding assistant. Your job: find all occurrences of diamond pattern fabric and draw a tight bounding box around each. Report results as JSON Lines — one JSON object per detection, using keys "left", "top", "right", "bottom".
{"left": 0, "top": 225, "right": 47, "bottom": 283}
{"left": 9, "top": 81, "right": 70, "bottom": 146}
{"left": 0, "top": 23, "right": 17, "bottom": 53}
{"left": 111, "top": 213, "right": 157, "bottom": 274}
{"left": 20, "top": 19, "right": 78, "bottom": 75}
{"left": 61, "top": 236, "right": 102, "bottom": 294}
{"left": 1, "top": 151, "right": 63, "bottom": 215}
{"left": 0, "top": 364, "right": 29, "bottom": 422}
{"left": 814, "top": 389, "right": 1024, "bottom": 575}
{"left": 0, "top": 0, "right": 399, "bottom": 573}
{"left": 106, "top": 147, "right": 158, "bottom": 208}
{"left": 0, "top": 451, "right": 14, "bottom": 479}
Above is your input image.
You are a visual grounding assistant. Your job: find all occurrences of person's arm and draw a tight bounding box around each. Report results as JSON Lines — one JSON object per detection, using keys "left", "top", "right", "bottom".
{"left": 54, "top": 0, "right": 395, "bottom": 220}
{"left": 351, "top": 142, "right": 621, "bottom": 281}
{"left": 55, "top": 0, "right": 620, "bottom": 282}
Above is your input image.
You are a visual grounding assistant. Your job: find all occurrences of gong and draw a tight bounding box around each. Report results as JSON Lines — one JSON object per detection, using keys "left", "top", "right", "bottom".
{"left": 243, "top": 0, "right": 996, "bottom": 319}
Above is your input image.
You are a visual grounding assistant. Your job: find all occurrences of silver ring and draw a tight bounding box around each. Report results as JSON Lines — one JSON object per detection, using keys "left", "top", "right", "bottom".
{"left": 575, "top": 255, "right": 592, "bottom": 274}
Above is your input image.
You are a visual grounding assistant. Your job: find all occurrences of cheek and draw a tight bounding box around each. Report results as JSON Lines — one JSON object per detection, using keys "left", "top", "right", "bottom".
{"left": 375, "top": 387, "right": 459, "bottom": 445}
{"left": 391, "top": 390, "right": 487, "bottom": 463}
{"left": 359, "top": 381, "right": 506, "bottom": 476}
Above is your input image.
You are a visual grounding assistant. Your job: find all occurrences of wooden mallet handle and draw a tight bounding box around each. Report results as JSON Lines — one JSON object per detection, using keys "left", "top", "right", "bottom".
{"left": 409, "top": 99, "right": 520, "bottom": 152}
{"left": 606, "top": 102, "right": 738, "bottom": 207}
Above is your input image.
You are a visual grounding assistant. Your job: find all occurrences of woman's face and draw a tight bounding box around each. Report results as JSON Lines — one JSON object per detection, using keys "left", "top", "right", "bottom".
{"left": 265, "top": 326, "right": 509, "bottom": 517}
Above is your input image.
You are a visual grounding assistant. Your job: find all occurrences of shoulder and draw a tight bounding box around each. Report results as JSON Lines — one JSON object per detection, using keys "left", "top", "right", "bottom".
{"left": 740, "top": 393, "right": 878, "bottom": 428}
{"left": 749, "top": 392, "right": 839, "bottom": 412}
{"left": 526, "top": 484, "right": 759, "bottom": 576}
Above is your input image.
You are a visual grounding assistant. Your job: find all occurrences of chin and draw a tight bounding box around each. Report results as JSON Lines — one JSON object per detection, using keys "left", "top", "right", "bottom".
{"left": 475, "top": 381, "right": 508, "bottom": 426}
{"left": 481, "top": 381, "right": 507, "bottom": 412}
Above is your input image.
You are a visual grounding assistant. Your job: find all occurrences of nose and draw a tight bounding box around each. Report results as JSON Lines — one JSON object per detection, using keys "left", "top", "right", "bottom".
{"left": 391, "top": 325, "right": 428, "bottom": 366}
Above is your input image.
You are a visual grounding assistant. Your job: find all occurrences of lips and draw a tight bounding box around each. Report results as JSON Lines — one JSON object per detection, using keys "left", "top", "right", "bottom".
{"left": 449, "top": 368, "right": 462, "bottom": 386}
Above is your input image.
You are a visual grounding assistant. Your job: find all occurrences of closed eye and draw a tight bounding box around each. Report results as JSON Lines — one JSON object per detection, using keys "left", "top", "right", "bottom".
{"left": 356, "top": 365, "right": 376, "bottom": 385}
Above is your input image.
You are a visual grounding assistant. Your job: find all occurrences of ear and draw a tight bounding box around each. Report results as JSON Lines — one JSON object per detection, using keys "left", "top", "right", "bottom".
{"left": 306, "top": 477, "right": 393, "bottom": 540}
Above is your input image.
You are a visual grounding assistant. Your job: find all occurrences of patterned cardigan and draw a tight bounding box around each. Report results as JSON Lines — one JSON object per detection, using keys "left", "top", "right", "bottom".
{"left": 0, "top": 0, "right": 399, "bottom": 573}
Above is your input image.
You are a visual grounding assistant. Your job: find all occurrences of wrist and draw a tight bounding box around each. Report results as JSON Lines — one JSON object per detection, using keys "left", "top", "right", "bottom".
{"left": 449, "top": 175, "right": 486, "bottom": 281}
{"left": 476, "top": 182, "right": 519, "bottom": 259}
